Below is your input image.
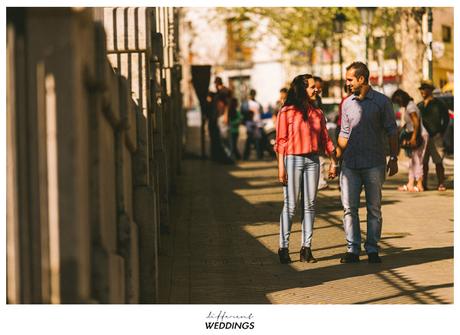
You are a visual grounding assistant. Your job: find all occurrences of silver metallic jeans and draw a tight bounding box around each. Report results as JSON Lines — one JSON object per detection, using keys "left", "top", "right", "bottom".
{"left": 340, "top": 163, "right": 386, "bottom": 254}
{"left": 279, "top": 154, "right": 320, "bottom": 248}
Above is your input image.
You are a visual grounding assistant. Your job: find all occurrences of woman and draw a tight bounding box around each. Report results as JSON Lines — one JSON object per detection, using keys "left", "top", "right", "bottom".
{"left": 274, "top": 74, "right": 338, "bottom": 264}
{"left": 391, "top": 89, "right": 428, "bottom": 192}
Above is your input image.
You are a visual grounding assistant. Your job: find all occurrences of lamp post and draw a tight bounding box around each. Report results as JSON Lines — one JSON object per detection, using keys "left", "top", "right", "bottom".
{"left": 235, "top": 45, "right": 244, "bottom": 103}
{"left": 333, "top": 11, "right": 346, "bottom": 97}
{"left": 358, "top": 7, "right": 376, "bottom": 64}
{"left": 427, "top": 7, "right": 433, "bottom": 81}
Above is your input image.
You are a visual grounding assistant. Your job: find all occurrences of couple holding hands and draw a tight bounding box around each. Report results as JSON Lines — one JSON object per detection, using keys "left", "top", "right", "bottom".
{"left": 274, "top": 61, "right": 399, "bottom": 265}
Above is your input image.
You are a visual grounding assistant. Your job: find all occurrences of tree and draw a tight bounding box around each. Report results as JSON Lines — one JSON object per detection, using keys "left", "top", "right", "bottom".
{"left": 213, "top": 7, "right": 426, "bottom": 96}
{"left": 398, "top": 8, "right": 426, "bottom": 99}
{"left": 216, "top": 7, "right": 360, "bottom": 64}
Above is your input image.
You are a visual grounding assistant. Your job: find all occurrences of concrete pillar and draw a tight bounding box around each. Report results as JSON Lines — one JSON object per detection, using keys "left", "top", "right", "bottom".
{"left": 7, "top": 8, "right": 36, "bottom": 304}
{"left": 115, "top": 75, "right": 140, "bottom": 303}
{"left": 12, "top": 8, "right": 97, "bottom": 303}
{"left": 6, "top": 19, "right": 22, "bottom": 304}
{"left": 7, "top": 6, "right": 183, "bottom": 304}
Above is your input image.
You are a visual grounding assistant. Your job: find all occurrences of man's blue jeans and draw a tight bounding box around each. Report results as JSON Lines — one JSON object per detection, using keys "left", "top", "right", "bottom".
{"left": 279, "top": 154, "right": 320, "bottom": 248}
{"left": 339, "top": 163, "right": 386, "bottom": 254}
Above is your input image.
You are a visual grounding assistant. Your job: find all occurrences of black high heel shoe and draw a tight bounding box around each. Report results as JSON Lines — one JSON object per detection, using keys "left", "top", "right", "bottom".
{"left": 278, "top": 248, "right": 292, "bottom": 264}
{"left": 300, "top": 247, "right": 317, "bottom": 263}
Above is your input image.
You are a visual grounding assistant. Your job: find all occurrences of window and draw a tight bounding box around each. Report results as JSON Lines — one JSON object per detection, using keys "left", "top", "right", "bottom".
{"left": 439, "top": 79, "right": 447, "bottom": 89}
{"left": 442, "top": 25, "right": 451, "bottom": 43}
{"left": 226, "top": 18, "right": 253, "bottom": 66}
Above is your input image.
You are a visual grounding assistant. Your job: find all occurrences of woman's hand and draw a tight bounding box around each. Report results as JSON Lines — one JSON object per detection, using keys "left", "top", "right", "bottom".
{"left": 277, "top": 153, "right": 287, "bottom": 186}
{"left": 278, "top": 168, "right": 287, "bottom": 186}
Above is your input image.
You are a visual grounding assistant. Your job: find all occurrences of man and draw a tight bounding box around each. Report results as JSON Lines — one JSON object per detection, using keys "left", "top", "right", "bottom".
{"left": 417, "top": 81, "right": 450, "bottom": 191}
{"left": 336, "top": 62, "right": 399, "bottom": 264}
{"left": 214, "top": 77, "right": 231, "bottom": 121}
{"left": 209, "top": 77, "right": 233, "bottom": 164}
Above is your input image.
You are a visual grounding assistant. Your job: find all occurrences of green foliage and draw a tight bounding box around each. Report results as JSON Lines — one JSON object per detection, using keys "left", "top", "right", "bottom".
{"left": 216, "top": 7, "right": 361, "bottom": 54}
{"left": 213, "top": 7, "right": 425, "bottom": 62}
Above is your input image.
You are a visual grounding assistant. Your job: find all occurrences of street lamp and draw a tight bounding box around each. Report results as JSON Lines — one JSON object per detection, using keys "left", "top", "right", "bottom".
{"left": 427, "top": 7, "right": 433, "bottom": 81}
{"left": 333, "top": 12, "right": 346, "bottom": 34}
{"left": 358, "top": 7, "right": 376, "bottom": 64}
{"left": 235, "top": 45, "right": 244, "bottom": 103}
{"left": 333, "top": 11, "right": 346, "bottom": 97}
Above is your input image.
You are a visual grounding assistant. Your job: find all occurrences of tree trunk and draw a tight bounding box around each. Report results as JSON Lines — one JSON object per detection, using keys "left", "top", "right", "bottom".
{"left": 399, "top": 9, "right": 425, "bottom": 100}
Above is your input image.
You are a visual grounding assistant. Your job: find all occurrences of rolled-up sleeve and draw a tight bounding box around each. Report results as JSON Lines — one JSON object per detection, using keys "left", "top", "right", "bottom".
{"left": 339, "top": 101, "right": 351, "bottom": 139}
{"left": 274, "top": 110, "right": 288, "bottom": 154}
{"left": 382, "top": 98, "right": 398, "bottom": 136}
{"left": 320, "top": 113, "right": 335, "bottom": 156}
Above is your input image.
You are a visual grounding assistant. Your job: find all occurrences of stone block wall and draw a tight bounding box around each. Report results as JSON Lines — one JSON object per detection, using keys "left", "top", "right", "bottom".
{"left": 6, "top": 7, "right": 183, "bottom": 304}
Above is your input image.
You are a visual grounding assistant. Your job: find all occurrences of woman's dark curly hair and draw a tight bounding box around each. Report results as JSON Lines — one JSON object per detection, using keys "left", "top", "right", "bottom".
{"left": 391, "top": 88, "right": 413, "bottom": 107}
{"left": 283, "top": 73, "right": 313, "bottom": 120}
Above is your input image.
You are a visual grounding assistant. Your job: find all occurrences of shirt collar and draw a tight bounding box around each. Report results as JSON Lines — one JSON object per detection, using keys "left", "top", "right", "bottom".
{"left": 352, "top": 87, "right": 375, "bottom": 101}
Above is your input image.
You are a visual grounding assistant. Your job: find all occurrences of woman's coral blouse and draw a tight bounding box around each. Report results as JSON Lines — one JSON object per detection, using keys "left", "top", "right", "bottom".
{"left": 274, "top": 105, "right": 335, "bottom": 156}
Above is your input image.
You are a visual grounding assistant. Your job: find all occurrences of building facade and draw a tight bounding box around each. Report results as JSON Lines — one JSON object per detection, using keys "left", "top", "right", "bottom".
{"left": 431, "top": 7, "right": 454, "bottom": 91}
{"left": 180, "top": 7, "right": 454, "bottom": 111}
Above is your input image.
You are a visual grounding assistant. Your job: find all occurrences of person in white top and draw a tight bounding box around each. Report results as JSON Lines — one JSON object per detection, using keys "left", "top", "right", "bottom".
{"left": 391, "top": 89, "right": 429, "bottom": 192}
{"left": 243, "top": 89, "right": 264, "bottom": 160}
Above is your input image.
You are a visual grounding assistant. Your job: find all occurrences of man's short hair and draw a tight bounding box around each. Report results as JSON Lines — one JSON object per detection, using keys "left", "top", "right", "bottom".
{"left": 280, "top": 87, "right": 288, "bottom": 94}
{"left": 346, "top": 62, "right": 370, "bottom": 83}
{"left": 214, "top": 76, "right": 223, "bottom": 85}
{"left": 249, "top": 89, "right": 257, "bottom": 97}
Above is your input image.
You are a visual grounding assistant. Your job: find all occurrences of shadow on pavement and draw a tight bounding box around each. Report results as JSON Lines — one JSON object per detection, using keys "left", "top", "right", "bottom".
{"left": 160, "top": 127, "right": 453, "bottom": 304}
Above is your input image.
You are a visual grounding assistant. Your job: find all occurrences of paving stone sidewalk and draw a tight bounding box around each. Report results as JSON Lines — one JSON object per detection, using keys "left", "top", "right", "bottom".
{"left": 158, "top": 127, "right": 453, "bottom": 304}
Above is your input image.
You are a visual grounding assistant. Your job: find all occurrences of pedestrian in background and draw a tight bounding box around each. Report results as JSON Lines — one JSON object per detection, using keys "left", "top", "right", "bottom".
{"left": 272, "top": 87, "right": 288, "bottom": 124}
{"left": 313, "top": 76, "right": 323, "bottom": 109}
{"left": 243, "top": 89, "right": 264, "bottom": 160}
{"left": 417, "top": 81, "right": 450, "bottom": 191}
{"left": 313, "top": 76, "right": 329, "bottom": 191}
{"left": 209, "top": 77, "right": 234, "bottom": 164}
{"left": 229, "top": 93, "right": 242, "bottom": 160}
{"left": 336, "top": 62, "right": 399, "bottom": 264}
{"left": 336, "top": 84, "right": 352, "bottom": 142}
{"left": 274, "top": 74, "right": 338, "bottom": 264}
{"left": 392, "top": 89, "right": 428, "bottom": 192}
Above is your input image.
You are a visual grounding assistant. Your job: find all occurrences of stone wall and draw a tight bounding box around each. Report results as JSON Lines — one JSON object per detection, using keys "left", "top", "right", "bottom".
{"left": 6, "top": 7, "right": 183, "bottom": 304}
